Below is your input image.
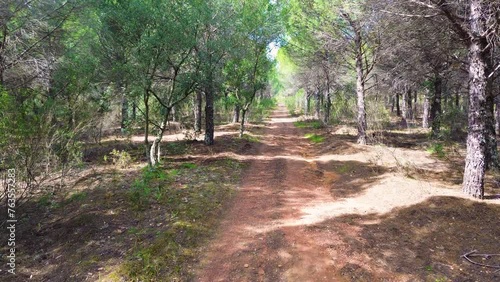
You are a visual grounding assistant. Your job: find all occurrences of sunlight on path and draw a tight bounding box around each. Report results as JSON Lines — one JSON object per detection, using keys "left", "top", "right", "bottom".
{"left": 268, "top": 175, "right": 465, "bottom": 229}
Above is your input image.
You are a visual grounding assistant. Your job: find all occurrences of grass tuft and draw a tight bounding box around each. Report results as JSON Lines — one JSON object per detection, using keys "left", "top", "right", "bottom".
{"left": 294, "top": 120, "right": 322, "bottom": 129}
{"left": 305, "top": 133, "right": 325, "bottom": 144}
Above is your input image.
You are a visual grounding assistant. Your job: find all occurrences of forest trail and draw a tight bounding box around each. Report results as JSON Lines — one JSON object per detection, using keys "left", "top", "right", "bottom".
{"left": 194, "top": 106, "right": 498, "bottom": 282}
{"left": 195, "top": 106, "right": 339, "bottom": 281}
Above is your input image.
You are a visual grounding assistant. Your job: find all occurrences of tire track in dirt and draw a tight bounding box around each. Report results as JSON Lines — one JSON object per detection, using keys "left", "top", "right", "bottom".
{"left": 195, "top": 107, "right": 342, "bottom": 282}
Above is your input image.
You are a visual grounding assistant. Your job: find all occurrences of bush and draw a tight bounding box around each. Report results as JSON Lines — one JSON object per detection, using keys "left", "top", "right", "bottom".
{"left": 106, "top": 149, "right": 133, "bottom": 168}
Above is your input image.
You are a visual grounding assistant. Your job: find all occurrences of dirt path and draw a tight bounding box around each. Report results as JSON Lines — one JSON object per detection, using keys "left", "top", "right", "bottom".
{"left": 194, "top": 106, "right": 500, "bottom": 282}
{"left": 195, "top": 107, "right": 353, "bottom": 281}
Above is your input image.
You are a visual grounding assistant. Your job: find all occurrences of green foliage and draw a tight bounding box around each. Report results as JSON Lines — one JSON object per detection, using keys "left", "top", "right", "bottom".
{"left": 305, "top": 133, "right": 325, "bottom": 143}
{"left": 251, "top": 97, "right": 278, "bottom": 122}
{"left": 294, "top": 120, "right": 323, "bottom": 129}
{"left": 240, "top": 134, "right": 260, "bottom": 143}
{"left": 128, "top": 166, "right": 170, "bottom": 210}
{"left": 67, "top": 192, "right": 88, "bottom": 203}
{"left": 284, "top": 89, "right": 305, "bottom": 116}
{"left": 106, "top": 149, "right": 133, "bottom": 169}
{"left": 180, "top": 163, "right": 197, "bottom": 169}
{"left": 427, "top": 143, "right": 446, "bottom": 159}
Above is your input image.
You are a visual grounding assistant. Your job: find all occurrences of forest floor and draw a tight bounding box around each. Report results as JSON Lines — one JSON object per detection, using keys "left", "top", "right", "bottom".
{"left": 2, "top": 106, "right": 500, "bottom": 282}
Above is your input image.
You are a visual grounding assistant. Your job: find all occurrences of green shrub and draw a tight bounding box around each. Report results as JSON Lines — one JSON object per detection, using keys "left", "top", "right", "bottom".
{"left": 427, "top": 143, "right": 446, "bottom": 158}
{"left": 305, "top": 133, "right": 325, "bottom": 143}
{"left": 106, "top": 149, "right": 133, "bottom": 168}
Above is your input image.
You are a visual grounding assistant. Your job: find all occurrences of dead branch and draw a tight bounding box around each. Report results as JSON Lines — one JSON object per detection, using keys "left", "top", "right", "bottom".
{"left": 461, "top": 250, "right": 500, "bottom": 272}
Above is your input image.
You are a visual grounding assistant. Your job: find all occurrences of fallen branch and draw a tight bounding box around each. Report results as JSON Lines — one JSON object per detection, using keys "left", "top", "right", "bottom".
{"left": 461, "top": 250, "right": 500, "bottom": 273}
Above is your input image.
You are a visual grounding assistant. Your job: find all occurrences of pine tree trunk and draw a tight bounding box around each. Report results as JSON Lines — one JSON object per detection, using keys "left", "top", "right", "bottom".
{"left": 462, "top": 0, "right": 488, "bottom": 199}
{"left": 323, "top": 91, "right": 331, "bottom": 124}
{"left": 132, "top": 101, "right": 137, "bottom": 121}
{"left": 314, "top": 89, "right": 321, "bottom": 119}
{"left": 355, "top": 49, "right": 367, "bottom": 145}
{"left": 305, "top": 93, "right": 311, "bottom": 116}
{"left": 407, "top": 88, "right": 413, "bottom": 120}
{"left": 233, "top": 105, "right": 240, "bottom": 123}
{"left": 423, "top": 90, "right": 430, "bottom": 129}
{"left": 204, "top": 83, "right": 215, "bottom": 146}
{"left": 413, "top": 89, "right": 418, "bottom": 118}
{"left": 144, "top": 91, "right": 151, "bottom": 166}
{"left": 396, "top": 93, "right": 401, "bottom": 116}
{"left": 194, "top": 90, "right": 202, "bottom": 133}
{"left": 401, "top": 90, "right": 408, "bottom": 127}
{"left": 240, "top": 109, "right": 247, "bottom": 138}
{"left": 495, "top": 95, "right": 500, "bottom": 135}
{"left": 430, "top": 74, "right": 442, "bottom": 136}
{"left": 121, "top": 92, "right": 128, "bottom": 131}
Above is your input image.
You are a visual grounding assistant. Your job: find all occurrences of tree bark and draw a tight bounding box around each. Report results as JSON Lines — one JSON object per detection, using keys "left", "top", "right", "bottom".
{"left": 422, "top": 90, "right": 430, "bottom": 129}
{"left": 204, "top": 82, "right": 215, "bottom": 146}
{"left": 355, "top": 47, "right": 367, "bottom": 145}
{"left": 194, "top": 90, "right": 202, "bottom": 133}
{"left": 462, "top": 0, "right": 488, "bottom": 199}
{"left": 121, "top": 92, "right": 128, "bottom": 131}
{"left": 430, "top": 74, "right": 442, "bottom": 136}
{"left": 144, "top": 91, "right": 151, "bottom": 166}
{"left": 495, "top": 95, "right": 500, "bottom": 135}
{"left": 413, "top": 89, "right": 418, "bottom": 118}
{"left": 305, "top": 92, "right": 311, "bottom": 115}
{"left": 407, "top": 87, "right": 413, "bottom": 120}
{"left": 239, "top": 109, "right": 247, "bottom": 138}
{"left": 401, "top": 89, "right": 408, "bottom": 127}
{"left": 396, "top": 93, "right": 401, "bottom": 116}
{"left": 149, "top": 108, "right": 172, "bottom": 166}
{"left": 132, "top": 101, "right": 137, "bottom": 121}
{"left": 314, "top": 89, "right": 321, "bottom": 119}
{"left": 323, "top": 90, "right": 331, "bottom": 124}
{"left": 233, "top": 104, "right": 240, "bottom": 123}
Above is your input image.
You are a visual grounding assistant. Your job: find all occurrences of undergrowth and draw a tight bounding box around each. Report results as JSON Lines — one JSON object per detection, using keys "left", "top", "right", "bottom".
{"left": 118, "top": 158, "right": 246, "bottom": 281}
{"left": 294, "top": 120, "right": 322, "bottom": 129}
{"left": 305, "top": 133, "right": 325, "bottom": 144}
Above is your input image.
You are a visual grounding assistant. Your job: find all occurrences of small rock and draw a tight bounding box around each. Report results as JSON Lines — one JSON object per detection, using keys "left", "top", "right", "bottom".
{"left": 244, "top": 264, "right": 249, "bottom": 268}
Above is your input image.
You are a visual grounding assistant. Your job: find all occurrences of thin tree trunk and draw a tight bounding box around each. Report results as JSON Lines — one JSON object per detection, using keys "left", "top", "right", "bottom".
{"left": 430, "top": 74, "right": 442, "bottom": 136}
{"left": 324, "top": 91, "right": 331, "bottom": 124}
{"left": 150, "top": 108, "right": 172, "bottom": 166}
{"left": 194, "top": 90, "right": 202, "bottom": 133}
{"left": 239, "top": 109, "right": 247, "bottom": 138}
{"left": 204, "top": 82, "right": 215, "bottom": 146}
{"left": 495, "top": 95, "right": 500, "bottom": 135}
{"left": 423, "top": 90, "right": 430, "bottom": 129}
{"left": 314, "top": 89, "right": 320, "bottom": 119}
{"left": 396, "top": 93, "right": 401, "bottom": 116}
{"left": 233, "top": 104, "right": 240, "bottom": 123}
{"left": 121, "top": 96, "right": 128, "bottom": 131}
{"left": 306, "top": 92, "right": 311, "bottom": 116}
{"left": 401, "top": 90, "right": 408, "bottom": 127}
{"left": 355, "top": 57, "right": 367, "bottom": 144}
{"left": 407, "top": 87, "right": 413, "bottom": 120}
{"left": 144, "top": 91, "right": 151, "bottom": 166}
{"left": 132, "top": 101, "right": 137, "bottom": 121}
{"left": 462, "top": 0, "right": 488, "bottom": 199}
